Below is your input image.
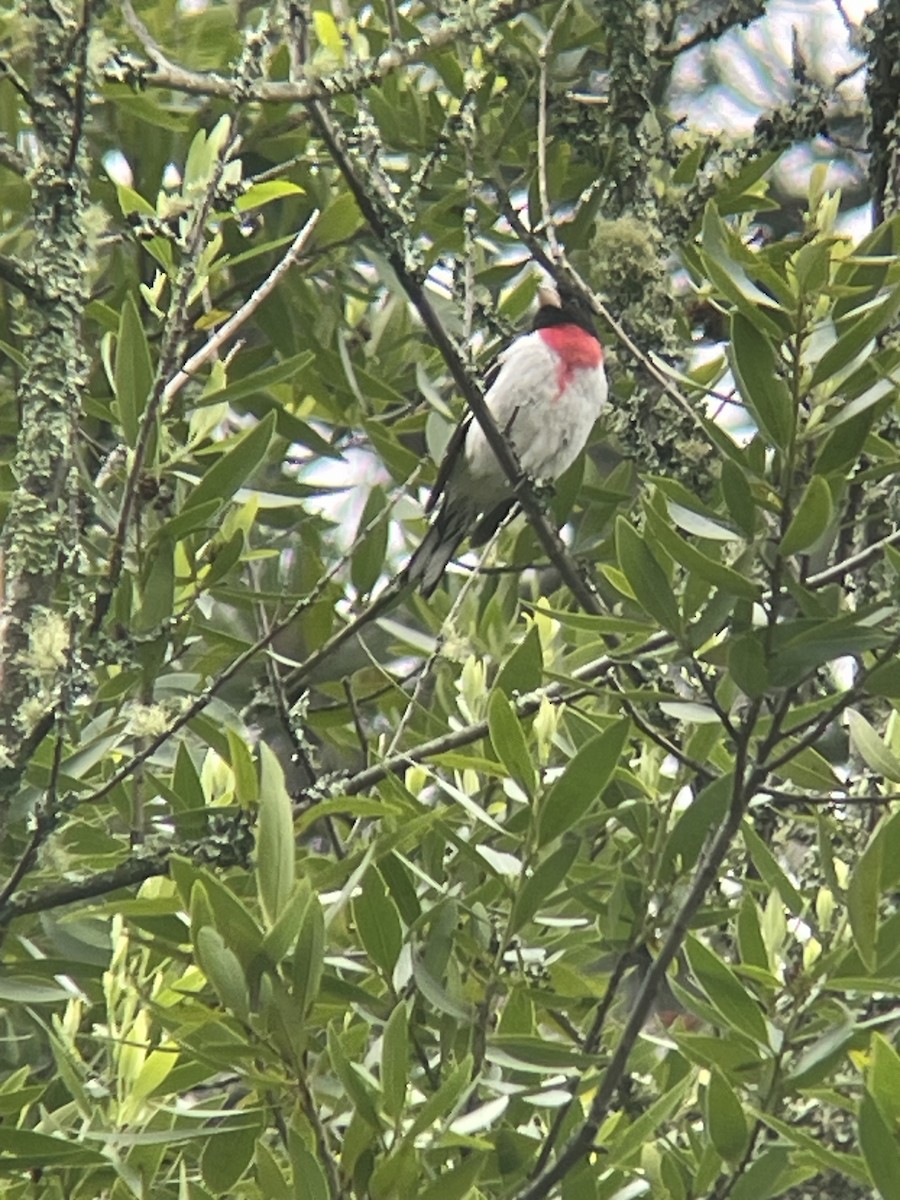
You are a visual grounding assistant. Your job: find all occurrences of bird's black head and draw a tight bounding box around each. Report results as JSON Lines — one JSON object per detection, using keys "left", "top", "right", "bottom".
{"left": 532, "top": 284, "right": 598, "bottom": 338}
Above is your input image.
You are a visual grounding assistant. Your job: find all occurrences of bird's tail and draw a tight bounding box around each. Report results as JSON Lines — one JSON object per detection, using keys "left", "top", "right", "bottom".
{"left": 404, "top": 503, "right": 469, "bottom": 597}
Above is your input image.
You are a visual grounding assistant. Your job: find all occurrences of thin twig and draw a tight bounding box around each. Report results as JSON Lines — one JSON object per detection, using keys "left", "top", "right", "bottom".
{"left": 161, "top": 210, "right": 320, "bottom": 413}
{"left": 536, "top": 0, "right": 573, "bottom": 262}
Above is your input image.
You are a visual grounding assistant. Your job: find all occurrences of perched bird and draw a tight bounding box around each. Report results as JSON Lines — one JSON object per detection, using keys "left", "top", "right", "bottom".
{"left": 405, "top": 285, "right": 607, "bottom": 596}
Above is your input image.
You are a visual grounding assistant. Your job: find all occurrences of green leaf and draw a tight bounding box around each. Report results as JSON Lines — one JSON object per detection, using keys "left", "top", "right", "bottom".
{"left": 198, "top": 351, "right": 317, "bottom": 407}
{"left": 183, "top": 410, "right": 276, "bottom": 515}
{"left": 811, "top": 281, "right": 900, "bottom": 387}
{"left": 509, "top": 837, "right": 579, "bottom": 935}
{"left": 115, "top": 294, "right": 154, "bottom": 448}
{"left": 860, "top": 1089, "right": 900, "bottom": 1200}
{"left": 381, "top": 1003, "right": 409, "bottom": 1121}
{"left": 226, "top": 728, "right": 258, "bottom": 805}
{"left": 684, "top": 935, "right": 769, "bottom": 1047}
{"left": 700, "top": 204, "right": 784, "bottom": 337}
{"left": 255, "top": 1140, "right": 293, "bottom": 1200}
{"left": 705, "top": 1068, "right": 749, "bottom": 1162}
{"left": 291, "top": 1142, "right": 330, "bottom": 1200}
{"left": 780, "top": 476, "right": 833, "bottom": 555}
{"left": 402, "top": 1057, "right": 473, "bottom": 1144}
{"left": 0, "top": 1127, "right": 107, "bottom": 1166}
{"left": 720, "top": 459, "right": 757, "bottom": 535}
{"left": 644, "top": 502, "right": 759, "bottom": 599}
{"left": 729, "top": 1147, "right": 791, "bottom": 1200}
{"left": 353, "top": 868, "right": 402, "bottom": 976}
{"left": 847, "top": 709, "right": 900, "bottom": 782}
{"left": 728, "top": 632, "right": 770, "bottom": 697}
{"left": 200, "top": 1117, "right": 256, "bottom": 1193}
{"left": 315, "top": 191, "right": 364, "bottom": 244}
{"left": 195, "top": 926, "right": 250, "bottom": 1020}
{"left": 870, "top": 1034, "right": 900, "bottom": 1131}
{"left": 494, "top": 624, "right": 543, "bottom": 698}
{"left": 741, "top": 821, "right": 805, "bottom": 916}
{"left": 615, "top": 517, "right": 682, "bottom": 633}
{"left": 235, "top": 179, "right": 304, "bottom": 211}
{"left": 847, "top": 811, "right": 889, "bottom": 971}
{"left": 488, "top": 689, "right": 537, "bottom": 800}
{"left": 256, "top": 743, "right": 295, "bottom": 928}
{"left": 328, "top": 1024, "right": 383, "bottom": 1129}
{"left": 730, "top": 313, "right": 795, "bottom": 450}
{"left": 351, "top": 485, "right": 388, "bottom": 596}
{"left": 538, "top": 719, "right": 630, "bottom": 845}
{"left": 419, "top": 1154, "right": 485, "bottom": 1200}
{"left": 292, "top": 893, "right": 325, "bottom": 1017}
{"left": 663, "top": 773, "right": 731, "bottom": 875}
{"left": 607, "top": 1076, "right": 692, "bottom": 1168}
{"left": 137, "top": 538, "right": 174, "bottom": 631}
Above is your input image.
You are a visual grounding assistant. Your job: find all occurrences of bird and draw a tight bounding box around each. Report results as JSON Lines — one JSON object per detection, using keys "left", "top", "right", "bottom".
{"left": 405, "top": 284, "right": 608, "bottom": 596}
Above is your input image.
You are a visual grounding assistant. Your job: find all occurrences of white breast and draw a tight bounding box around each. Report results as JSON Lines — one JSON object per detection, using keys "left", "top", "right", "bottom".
{"left": 458, "top": 332, "right": 607, "bottom": 506}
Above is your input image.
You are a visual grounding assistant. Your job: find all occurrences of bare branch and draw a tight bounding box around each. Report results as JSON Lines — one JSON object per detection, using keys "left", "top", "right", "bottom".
{"left": 111, "top": 0, "right": 546, "bottom": 104}
{"left": 161, "top": 209, "right": 320, "bottom": 412}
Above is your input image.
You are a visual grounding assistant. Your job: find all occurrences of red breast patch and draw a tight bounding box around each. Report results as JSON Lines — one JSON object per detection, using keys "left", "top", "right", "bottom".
{"left": 538, "top": 324, "right": 603, "bottom": 399}
{"left": 538, "top": 324, "right": 603, "bottom": 368}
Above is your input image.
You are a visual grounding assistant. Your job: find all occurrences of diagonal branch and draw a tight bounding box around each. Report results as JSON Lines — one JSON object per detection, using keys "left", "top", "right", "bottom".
{"left": 308, "top": 100, "right": 606, "bottom": 616}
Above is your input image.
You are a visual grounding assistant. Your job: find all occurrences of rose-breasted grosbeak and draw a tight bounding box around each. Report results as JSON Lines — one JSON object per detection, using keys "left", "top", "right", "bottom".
{"left": 406, "top": 286, "right": 607, "bottom": 596}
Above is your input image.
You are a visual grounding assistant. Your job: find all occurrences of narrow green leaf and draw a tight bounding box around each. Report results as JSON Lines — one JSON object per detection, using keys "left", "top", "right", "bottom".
{"left": 644, "top": 503, "right": 759, "bottom": 599}
{"left": 261, "top": 880, "right": 312, "bottom": 965}
{"left": 235, "top": 179, "right": 304, "bottom": 211}
{"left": 494, "top": 624, "right": 543, "bottom": 698}
{"left": 402, "top": 1057, "right": 473, "bottom": 1144}
{"left": 729, "top": 1147, "right": 791, "bottom": 1200}
{"left": 315, "top": 191, "right": 364, "bottom": 244}
{"left": 684, "top": 935, "right": 769, "bottom": 1047}
{"left": 730, "top": 313, "right": 795, "bottom": 450}
{"left": 741, "top": 821, "right": 805, "bottom": 916}
{"left": 847, "top": 709, "right": 900, "bottom": 783}
{"left": 847, "top": 814, "right": 886, "bottom": 972}
{"left": 412, "top": 958, "right": 470, "bottom": 1021}
{"left": 115, "top": 294, "right": 154, "bottom": 448}
{"left": 728, "top": 632, "right": 770, "bottom": 698}
{"left": 488, "top": 689, "right": 537, "bottom": 800}
{"left": 869, "top": 1034, "right": 900, "bottom": 1131}
{"left": 291, "top": 1142, "right": 330, "bottom": 1200}
{"left": 381, "top": 1003, "right": 409, "bottom": 1121}
{"left": 292, "top": 894, "right": 325, "bottom": 1017}
{"left": 200, "top": 1118, "right": 256, "bottom": 1193}
{"left": 196, "top": 926, "right": 250, "bottom": 1020}
{"left": 353, "top": 868, "right": 402, "bottom": 976}
{"left": 327, "top": 1025, "right": 383, "bottom": 1129}
{"left": 538, "top": 719, "right": 630, "bottom": 845}
{"left": 184, "top": 410, "right": 276, "bottom": 515}
{"left": 811, "top": 281, "right": 900, "bottom": 387}
{"left": 859, "top": 1090, "right": 900, "bottom": 1200}
{"left": 615, "top": 517, "right": 681, "bottom": 632}
{"left": 780, "top": 476, "right": 834, "bottom": 555}
{"left": 607, "top": 1076, "right": 692, "bottom": 1168}
{"left": 663, "top": 773, "right": 731, "bottom": 875}
{"left": 419, "top": 1154, "right": 485, "bottom": 1200}
{"left": 720, "top": 459, "right": 757, "bottom": 535}
{"left": 226, "top": 728, "right": 258, "bottom": 805}
{"left": 351, "top": 485, "right": 388, "bottom": 596}
{"left": 256, "top": 743, "right": 295, "bottom": 928}
{"left": 509, "top": 837, "right": 579, "bottom": 935}
{"left": 705, "top": 1068, "right": 749, "bottom": 1162}
{"left": 254, "top": 1140, "right": 293, "bottom": 1200}
{"left": 137, "top": 539, "right": 174, "bottom": 631}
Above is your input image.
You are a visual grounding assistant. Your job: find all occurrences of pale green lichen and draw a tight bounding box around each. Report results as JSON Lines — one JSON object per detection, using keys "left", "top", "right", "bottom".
{"left": 124, "top": 704, "right": 172, "bottom": 739}
{"left": 24, "top": 610, "right": 70, "bottom": 676}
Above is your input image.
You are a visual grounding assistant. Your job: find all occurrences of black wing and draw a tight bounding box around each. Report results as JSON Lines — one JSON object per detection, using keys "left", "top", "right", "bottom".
{"left": 424, "top": 355, "right": 504, "bottom": 514}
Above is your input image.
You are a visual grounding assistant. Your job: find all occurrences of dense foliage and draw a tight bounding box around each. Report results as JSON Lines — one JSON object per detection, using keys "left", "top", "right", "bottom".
{"left": 0, "top": 1, "right": 899, "bottom": 1197}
